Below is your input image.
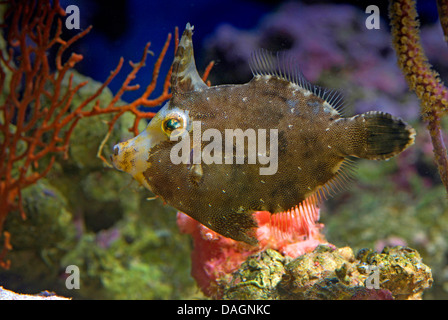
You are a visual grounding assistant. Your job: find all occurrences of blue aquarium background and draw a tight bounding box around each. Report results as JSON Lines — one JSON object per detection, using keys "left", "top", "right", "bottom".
{"left": 61, "top": 0, "right": 440, "bottom": 107}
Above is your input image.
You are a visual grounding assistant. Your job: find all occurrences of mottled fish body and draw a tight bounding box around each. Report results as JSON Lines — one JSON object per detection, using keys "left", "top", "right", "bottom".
{"left": 112, "top": 24, "right": 415, "bottom": 245}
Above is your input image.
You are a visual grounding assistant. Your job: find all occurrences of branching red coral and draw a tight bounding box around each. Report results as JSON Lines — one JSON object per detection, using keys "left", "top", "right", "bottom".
{"left": 389, "top": 0, "right": 448, "bottom": 194}
{"left": 0, "top": 231, "right": 11, "bottom": 269}
{"left": 0, "top": 0, "right": 212, "bottom": 268}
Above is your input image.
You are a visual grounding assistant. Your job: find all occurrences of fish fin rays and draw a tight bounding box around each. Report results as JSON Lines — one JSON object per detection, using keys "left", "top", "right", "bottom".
{"left": 266, "top": 157, "right": 356, "bottom": 243}
{"left": 249, "top": 49, "right": 346, "bottom": 116}
{"left": 354, "top": 111, "right": 416, "bottom": 160}
{"left": 315, "top": 156, "right": 357, "bottom": 201}
{"left": 171, "top": 23, "right": 208, "bottom": 94}
{"left": 267, "top": 194, "right": 321, "bottom": 242}
{"left": 319, "top": 88, "right": 347, "bottom": 116}
{"left": 249, "top": 49, "right": 312, "bottom": 92}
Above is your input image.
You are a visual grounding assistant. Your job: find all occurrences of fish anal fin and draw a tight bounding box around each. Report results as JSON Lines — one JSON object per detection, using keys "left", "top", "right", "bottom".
{"left": 262, "top": 194, "right": 321, "bottom": 242}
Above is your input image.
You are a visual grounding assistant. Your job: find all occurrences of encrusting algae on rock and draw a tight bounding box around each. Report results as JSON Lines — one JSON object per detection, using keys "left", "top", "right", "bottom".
{"left": 222, "top": 245, "right": 432, "bottom": 300}
{"left": 111, "top": 23, "right": 416, "bottom": 246}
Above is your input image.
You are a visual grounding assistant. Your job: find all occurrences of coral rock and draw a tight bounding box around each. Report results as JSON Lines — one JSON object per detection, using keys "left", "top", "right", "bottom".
{"left": 221, "top": 245, "right": 432, "bottom": 300}
{"left": 223, "top": 249, "right": 286, "bottom": 300}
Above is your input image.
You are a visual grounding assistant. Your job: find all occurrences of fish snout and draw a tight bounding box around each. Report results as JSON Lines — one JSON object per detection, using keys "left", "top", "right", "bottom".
{"left": 113, "top": 144, "right": 120, "bottom": 156}
{"left": 110, "top": 133, "right": 152, "bottom": 175}
{"left": 111, "top": 142, "right": 127, "bottom": 172}
{"left": 110, "top": 139, "right": 136, "bottom": 173}
{"left": 109, "top": 126, "right": 159, "bottom": 193}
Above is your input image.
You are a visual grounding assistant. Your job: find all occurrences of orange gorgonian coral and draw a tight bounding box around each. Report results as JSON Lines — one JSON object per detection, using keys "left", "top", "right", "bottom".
{"left": 389, "top": 0, "right": 448, "bottom": 194}
{"left": 0, "top": 0, "right": 212, "bottom": 268}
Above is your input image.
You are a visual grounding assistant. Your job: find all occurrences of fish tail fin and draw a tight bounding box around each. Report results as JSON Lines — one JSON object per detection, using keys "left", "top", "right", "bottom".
{"left": 341, "top": 111, "right": 416, "bottom": 160}
{"left": 171, "top": 23, "right": 208, "bottom": 94}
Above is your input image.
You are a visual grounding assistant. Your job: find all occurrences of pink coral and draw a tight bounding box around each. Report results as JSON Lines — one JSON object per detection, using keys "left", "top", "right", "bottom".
{"left": 177, "top": 200, "right": 326, "bottom": 298}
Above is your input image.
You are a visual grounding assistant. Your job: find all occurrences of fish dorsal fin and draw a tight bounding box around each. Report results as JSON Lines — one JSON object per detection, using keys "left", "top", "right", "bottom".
{"left": 249, "top": 49, "right": 346, "bottom": 115}
{"left": 249, "top": 49, "right": 312, "bottom": 91}
{"left": 171, "top": 23, "right": 208, "bottom": 94}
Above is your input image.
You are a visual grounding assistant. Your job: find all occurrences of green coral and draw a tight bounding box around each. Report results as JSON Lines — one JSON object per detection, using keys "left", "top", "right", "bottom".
{"left": 281, "top": 245, "right": 355, "bottom": 300}
{"left": 356, "top": 246, "right": 433, "bottom": 299}
{"left": 5, "top": 179, "right": 76, "bottom": 251}
{"left": 2, "top": 178, "right": 77, "bottom": 290}
{"left": 223, "top": 249, "right": 286, "bottom": 299}
{"left": 59, "top": 199, "right": 194, "bottom": 299}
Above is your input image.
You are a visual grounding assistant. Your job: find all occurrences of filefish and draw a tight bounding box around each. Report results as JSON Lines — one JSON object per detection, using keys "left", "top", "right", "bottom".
{"left": 111, "top": 23, "right": 416, "bottom": 245}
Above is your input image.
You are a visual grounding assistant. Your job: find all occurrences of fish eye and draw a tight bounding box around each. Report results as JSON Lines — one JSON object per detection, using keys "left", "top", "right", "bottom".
{"left": 162, "top": 113, "right": 185, "bottom": 136}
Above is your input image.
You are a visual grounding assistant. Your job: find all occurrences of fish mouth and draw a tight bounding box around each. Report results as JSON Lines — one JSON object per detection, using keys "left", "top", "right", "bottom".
{"left": 110, "top": 144, "right": 122, "bottom": 170}
{"left": 113, "top": 144, "right": 120, "bottom": 156}
{"left": 110, "top": 141, "right": 128, "bottom": 172}
{"left": 110, "top": 136, "right": 144, "bottom": 174}
{"left": 110, "top": 129, "right": 158, "bottom": 193}
{"left": 110, "top": 138, "right": 150, "bottom": 189}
